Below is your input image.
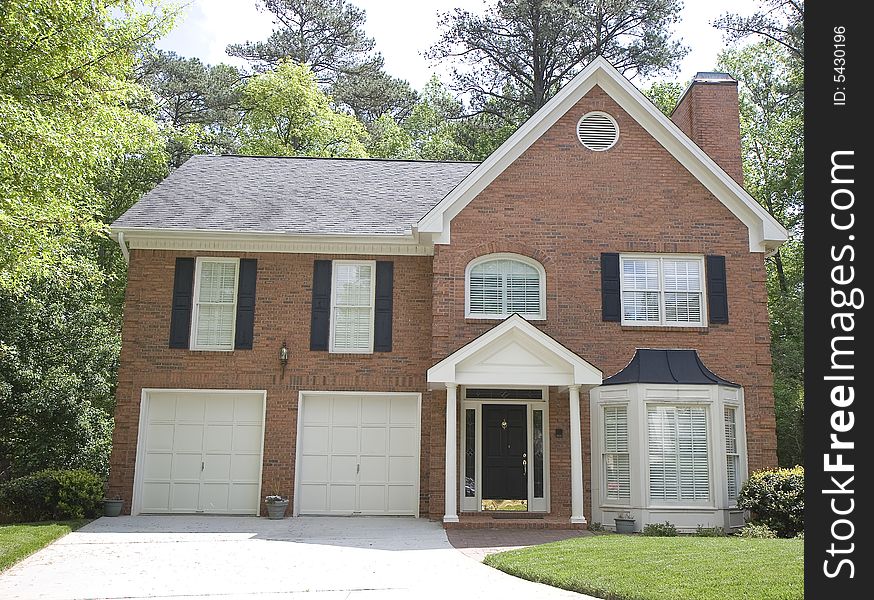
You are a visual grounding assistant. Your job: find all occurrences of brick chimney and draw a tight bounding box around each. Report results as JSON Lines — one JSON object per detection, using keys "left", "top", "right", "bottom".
{"left": 670, "top": 72, "right": 743, "bottom": 185}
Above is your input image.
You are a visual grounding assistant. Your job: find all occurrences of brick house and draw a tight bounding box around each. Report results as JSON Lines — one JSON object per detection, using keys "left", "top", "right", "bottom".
{"left": 108, "top": 57, "right": 786, "bottom": 531}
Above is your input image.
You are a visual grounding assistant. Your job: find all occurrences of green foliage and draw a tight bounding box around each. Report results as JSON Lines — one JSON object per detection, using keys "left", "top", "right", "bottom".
{"left": 642, "top": 522, "right": 678, "bottom": 537}
{"left": 587, "top": 521, "right": 604, "bottom": 532}
{"left": 694, "top": 526, "right": 727, "bottom": 537}
{"left": 736, "top": 523, "right": 778, "bottom": 539}
{"left": 428, "top": 0, "right": 687, "bottom": 122}
{"left": 238, "top": 61, "right": 368, "bottom": 157}
{"left": 644, "top": 81, "right": 684, "bottom": 116}
{"left": 0, "top": 470, "right": 103, "bottom": 523}
{"left": 737, "top": 467, "right": 804, "bottom": 537}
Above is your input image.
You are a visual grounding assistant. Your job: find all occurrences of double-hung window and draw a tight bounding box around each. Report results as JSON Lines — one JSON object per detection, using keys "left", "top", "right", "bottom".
{"left": 620, "top": 255, "right": 705, "bottom": 326}
{"left": 330, "top": 261, "right": 376, "bottom": 353}
{"left": 603, "top": 406, "right": 631, "bottom": 502}
{"left": 647, "top": 405, "right": 710, "bottom": 502}
{"left": 191, "top": 258, "right": 239, "bottom": 351}
{"left": 725, "top": 407, "right": 740, "bottom": 503}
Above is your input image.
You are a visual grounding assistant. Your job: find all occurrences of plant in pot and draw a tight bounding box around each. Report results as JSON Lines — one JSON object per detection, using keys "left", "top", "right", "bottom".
{"left": 614, "top": 511, "right": 636, "bottom": 534}
{"left": 265, "top": 494, "right": 289, "bottom": 519}
{"left": 102, "top": 495, "right": 124, "bottom": 517}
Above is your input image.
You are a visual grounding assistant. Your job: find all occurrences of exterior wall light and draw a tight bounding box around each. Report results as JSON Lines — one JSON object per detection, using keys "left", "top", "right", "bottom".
{"left": 279, "top": 342, "right": 289, "bottom": 365}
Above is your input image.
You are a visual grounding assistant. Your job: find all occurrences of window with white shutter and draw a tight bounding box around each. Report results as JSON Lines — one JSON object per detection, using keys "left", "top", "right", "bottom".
{"left": 466, "top": 254, "right": 545, "bottom": 319}
{"left": 191, "top": 258, "right": 239, "bottom": 351}
{"left": 330, "top": 261, "right": 375, "bottom": 353}
{"left": 725, "top": 407, "right": 740, "bottom": 503}
{"left": 620, "top": 255, "right": 705, "bottom": 326}
{"left": 647, "top": 406, "right": 710, "bottom": 502}
{"left": 603, "top": 406, "right": 630, "bottom": 502}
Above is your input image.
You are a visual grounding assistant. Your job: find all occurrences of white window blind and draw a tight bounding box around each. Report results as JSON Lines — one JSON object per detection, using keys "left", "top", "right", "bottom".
{"left": 331, "top": 262, "right": 374, "bottom": 352}
{"left": 621, "top": 256, "right": 705, "bottom": 326}
{"left": 468, "top": 258, "right": 543, "bottom": 318}
{"left": 603, "top": 406, "right": 630, "bottom": 501}
{"left": 647, "top": 406, "right": 710, "bottom": 502}
{"left": 192, "top": 259, "right": 238, "bottom": 350}
{"left": 725, "top": 407, "right": 740, "bottom": 502}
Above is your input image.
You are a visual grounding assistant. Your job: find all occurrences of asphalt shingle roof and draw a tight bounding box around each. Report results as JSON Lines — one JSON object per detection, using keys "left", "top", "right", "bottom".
{"left": 112, "top": 155, "right": 479, "bottom": 236}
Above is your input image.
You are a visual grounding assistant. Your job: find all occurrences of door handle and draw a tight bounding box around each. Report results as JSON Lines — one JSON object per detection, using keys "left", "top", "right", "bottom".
{"left": 522, "top": 458, "right": 527, "bottom": 476}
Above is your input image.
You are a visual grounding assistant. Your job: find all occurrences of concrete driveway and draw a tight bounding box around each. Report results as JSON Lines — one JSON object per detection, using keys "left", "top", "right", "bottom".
{"left": 0, "top": 516, "right": 597, "bottom": 599}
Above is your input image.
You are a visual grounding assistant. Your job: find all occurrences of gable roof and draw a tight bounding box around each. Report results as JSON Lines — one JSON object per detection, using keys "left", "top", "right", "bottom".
{"left": 601, "top": 349, "right": 739, "bottom": 387}
{"left": 112, "top": 155, "right": 477, "bottom": 236}
{"left": 416, "top": 56, "right": 788, "bottom": 254}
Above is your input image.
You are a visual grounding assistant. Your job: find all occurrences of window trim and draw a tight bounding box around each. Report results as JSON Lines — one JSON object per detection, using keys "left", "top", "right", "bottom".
{"left": 602, "top": 404, "right": 631, "bottom": 504}
{"left": 189, "top": 257, "right": 240, "bottom": 352}
{"left": 619, "top": 253, "right": 707, "bottom": 327}
{"left": 644, "top": 403, "right": 712, "bottom": 506}
{"left": 724, "top": 405, "right": 741, "bottom": 506}
{"left": 464, "top": 253, "right": 546, "bottom": 320}
{"left": 329, "top": 259, "right": 377, "bottom": 354}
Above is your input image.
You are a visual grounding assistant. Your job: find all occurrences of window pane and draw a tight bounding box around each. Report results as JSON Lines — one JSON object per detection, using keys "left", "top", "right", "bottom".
{"left": 506, "top": 273, "right": 540, "bottom": 315}
{"left": 465, "top": 409, "right": 476, "bottom": 498}
{"left": 663, "top": 260, "right": 702, "bottom": 292}
{"left": 469, "top": 273, "right": 503, "bottom": 314}
{"left": 622, "top": 291, "right": 660, "bottom": 321}
{"left": 622, "top": 259, "right": 659, "bottom": 290}
{"left": 664, "top": 292, "right": 702, "bottom": 323}
{"left": 533, "top": 410, "right": 544, "bottom": 498}
{"left": 604, "top": 406, "right": 628, "bottom": 453}
{"left": 727, "top": 455, "right": 739, "bottom": 501}
{"left": 469, "top": 258, "right": 542, "bottom": 317}
{"left": 195, "top": 304, "right": 235, "bottom": 349}
{"left": 332, "top": 306, "right": 372, "bottom": 351}
{"left": 725, "top": 408, "right": 739, "bottom": 501}
{"left": 648, "top": 406, "right": 709, "bottom": 502}
{"left": 724, "top": 408, "right": 737, "bottom": 453}
{"left": 198, "top": 261, "right": 237, "bottom": 303}
{"left": 605, "top": 454, "right": 630, "bottom": 500}
{"left": 334, "top": 263, "right": 373, "bottom": 306}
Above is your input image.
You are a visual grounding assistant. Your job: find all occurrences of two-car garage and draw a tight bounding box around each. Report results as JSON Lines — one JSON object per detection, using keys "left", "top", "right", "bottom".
{"left": 133, "top": 390, "right": 420, "bottom": 517}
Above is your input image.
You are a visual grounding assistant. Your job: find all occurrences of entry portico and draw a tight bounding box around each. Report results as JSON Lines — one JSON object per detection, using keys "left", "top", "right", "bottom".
{"left": 427, "top": 315, "right": 602, "bottom": 524}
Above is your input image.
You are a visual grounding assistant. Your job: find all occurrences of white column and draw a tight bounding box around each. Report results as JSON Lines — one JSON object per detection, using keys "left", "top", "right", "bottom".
{"left": 443, "top": 383, "right": 459, "bottom": 523}
{"left": 569, "top": 384, "right": 587, "bottom": 524}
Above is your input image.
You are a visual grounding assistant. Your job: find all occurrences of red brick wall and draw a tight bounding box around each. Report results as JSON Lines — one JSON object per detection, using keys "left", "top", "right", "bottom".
{"left": 108, "top": 251, "right": 435, "bottom": 515}
{"left": 671, "top": 81, "right": 744, "bottom": 185}
{"left": 427, "top": 84, "right": 776, "bottom": 520}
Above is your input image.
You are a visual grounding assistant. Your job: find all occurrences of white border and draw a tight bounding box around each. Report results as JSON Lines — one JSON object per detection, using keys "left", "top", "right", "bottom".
{"left": 293, "top": 391, "right": 422, "bottom": 518}
{"left": 190, "top": 257, "right": 240, "bottom": 351}
{"left": 132, "top": 388, "right": 267, "bottom": 516}
{"left": 577, "top": 111, "right": 619, "bottom": 151}
{"left": 329, "top": 260, "right": 377, "bottom": 354}
{"left": 464, "top": 253, "right": 547, "bottom": 320}
{"left": 618, "top": 253, "right": 708, "bottom": 328}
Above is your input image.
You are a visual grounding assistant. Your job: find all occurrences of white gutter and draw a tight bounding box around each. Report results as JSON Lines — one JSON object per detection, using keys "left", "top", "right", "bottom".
{"left": 117, "top": 231, "right": 130, "bottom": 264}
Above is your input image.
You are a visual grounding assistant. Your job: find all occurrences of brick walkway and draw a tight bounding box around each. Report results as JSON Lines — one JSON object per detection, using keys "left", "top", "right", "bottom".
{"left": 447, "top": 528, "right": 593, "bottom": 561}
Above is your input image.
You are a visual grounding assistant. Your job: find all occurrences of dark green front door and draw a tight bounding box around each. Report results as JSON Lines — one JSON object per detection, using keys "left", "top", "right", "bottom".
{"left": 482, "top": 405, "right": 527, "bottom": 500}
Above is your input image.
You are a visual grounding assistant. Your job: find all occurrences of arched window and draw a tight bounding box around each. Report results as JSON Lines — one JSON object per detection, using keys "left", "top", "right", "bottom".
{"left": 465, "top": 254, "right": 546, "bottom": 319}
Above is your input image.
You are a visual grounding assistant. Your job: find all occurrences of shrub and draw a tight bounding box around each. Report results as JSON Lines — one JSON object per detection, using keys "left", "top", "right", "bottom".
{"left": 736, "top": 523, "right": 778, "bottom": 539}
{"left": 694, "top": 526, "right": 727, "bottom": 537}
{"left": 737, "top": 466, "right": 804, "bottom": 537}
{"left": 642, "top": 522, "right": 677, "bottom": 537}
{"left": 587, "top": 521, "right": 604, "bottom": 532}
{"left": 0, "top": 469, "right": 103, "bottom": 523}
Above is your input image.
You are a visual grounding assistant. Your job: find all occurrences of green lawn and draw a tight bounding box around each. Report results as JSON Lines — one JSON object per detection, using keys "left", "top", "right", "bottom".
{"left": 0, "top": 521, "right": 90, "bottom": 571}
{"left": 484, "top": 535, "right": 803, "bottom": 600}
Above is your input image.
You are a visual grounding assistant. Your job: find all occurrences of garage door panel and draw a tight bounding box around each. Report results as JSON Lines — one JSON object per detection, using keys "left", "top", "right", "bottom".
{"left": 359, "top": 456, "right": 387, "bottom": 482}
{"left": 143, "top": 453, "right": 172, "bottom": 479}
{"left": 200, "top": 483, "right": 230, "bottom": 511}
{"left": 146, "top": 424, "right": 174, "bottom": 451}
{"left": 234, "top": 425, "right": 263, "bottom": 452}
{"left": 361, "top": 397, "right": 389, "bottom": 424}
{"left": 173, "top": 424, "right": 204, "bottom": 452}
{"left": 231, "top": 454, "right": 262, "bottom": 481}
{"left": 235, "top": 397, "right": 263, "bottom": 421}
{"left": 141, "top": 483, "right": 170, "bottom": 511}
{"left": 171, "top": 483, "right": 200, "bottom": 511}
{"left": 175, "top": 397, "right": 205, "bottom": 422}
{"left": 203, "top": 454, "right": 231, "bottom": 479}
{"left": 298, "top": 394, "right": 419, "bottom": 516}
{"left": 205, "top": 425, "right": 233, "bottom": 451}
{"left": 172, "top": 453, "right": 203, "bottom": 479}
{"left": 206, "top": 396, "right": 235, "bottom": 422}
{"left": 149, "top": 395, "right": 176, "bottom": 420}
{"left": 229, "top": 484, "right": 260, "bottom": 512}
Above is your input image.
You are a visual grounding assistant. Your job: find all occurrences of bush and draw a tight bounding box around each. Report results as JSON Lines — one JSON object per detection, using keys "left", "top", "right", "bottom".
{"left": 736, "top": 523, "right": 778, "bottom": 539}
{"left": 694, "top": 526, "right": 727, "bottom": 537}
{"left": 737, "top": 466, "right": 803, "bottom": 537}
{"left": 587, "top": 521, "right": 604, "bottom": 532}
{"left": 642, "top": 522, "right": 677, "bottom": 536}
{"left": 0, "top": 469, "right": 103, "bottom": 523}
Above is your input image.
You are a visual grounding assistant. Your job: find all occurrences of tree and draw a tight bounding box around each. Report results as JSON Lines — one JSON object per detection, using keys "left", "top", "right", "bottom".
{"left": 427, "top": 0, "right": 687, "bottom": 123}
{"left": 644, "top": 81, "right": 684, "bottom": 116}
{"left": 719, "top": 41, "right": 804, "bottom": 467}
{"left": 714, "top": 0, "right": 804, "bottom": 65}
{"left": 138, "top": 49, "right": 244, "bottom": 167}
{"left": 238, "top": 61, "right": 368, "bottom": 157}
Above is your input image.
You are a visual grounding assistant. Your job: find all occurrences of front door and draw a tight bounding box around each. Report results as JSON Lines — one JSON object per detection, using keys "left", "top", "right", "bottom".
{"left": 482, "top": 405, "right": 527, "bottom": 502}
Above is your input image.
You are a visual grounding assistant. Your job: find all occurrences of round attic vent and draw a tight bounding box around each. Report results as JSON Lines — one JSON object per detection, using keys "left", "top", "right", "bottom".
{"left": 576, "top": 111, "right": 619, "bottom": 151}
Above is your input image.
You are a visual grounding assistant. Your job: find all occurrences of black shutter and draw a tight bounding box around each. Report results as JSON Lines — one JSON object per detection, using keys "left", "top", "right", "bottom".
{"left": 169, "top": 258, "right": 195, "bottom": 348}
{"left": 706, "top": 255, "right": 729, "bottom": 324}
{"left": 601, "top": 253, "right": 621, "bottom": 322}
{"left": 374, "top": 261, "right": 394, "bottom": 352}
{"left": 310, "top": 260, "right": 332, "bottom": 351}
{"left": 234, "top": 259, "right": 258, "bottom": 350}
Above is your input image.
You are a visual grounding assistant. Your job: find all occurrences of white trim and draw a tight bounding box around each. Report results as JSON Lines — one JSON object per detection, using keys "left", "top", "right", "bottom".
{"left": 190, "top": 257, "right": 240, "bottom": 351}
{"left": 328, "top": 260, "right": 377, "bottom": 354}
{"left": 577, "top": 111, "right": 619, "bottom": 151}
{"left": 619, "top": 253, "right": 707, "bottom": 328}
{"left": 293, "top": 391, "right": 422, "bottom": 518}
{"left": 132, "top": 388, "right": 267, "bottom": 516}
{"left": 427, "top": 314, "right": 602, "bottom": 387}
{"left": 464, "top": 253, "right": 546, "bottom": 320}
{"left": 416, "top": 56, "right": 787, "bottom": 253}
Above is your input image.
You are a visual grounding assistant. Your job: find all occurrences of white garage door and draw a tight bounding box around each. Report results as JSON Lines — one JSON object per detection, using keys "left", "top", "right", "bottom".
{"left": 136, "top": 390, "right": 265, "bottom": 515}
{"left": 297, "top": 393, "right": 420, "bottom": 515}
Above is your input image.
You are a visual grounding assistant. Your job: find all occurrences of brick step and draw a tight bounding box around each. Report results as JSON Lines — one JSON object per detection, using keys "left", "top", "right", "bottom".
{"left": 446, "top": 515, "right": 587, "bottom": 530}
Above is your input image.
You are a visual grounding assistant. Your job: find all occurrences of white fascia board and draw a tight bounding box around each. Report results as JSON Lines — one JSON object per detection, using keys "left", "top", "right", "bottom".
{"left": 417, "top": 56, "right": 788, "bottom": 253}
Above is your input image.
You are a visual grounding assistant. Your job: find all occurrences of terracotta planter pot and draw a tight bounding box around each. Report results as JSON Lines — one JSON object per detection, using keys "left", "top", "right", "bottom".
{"left": 103, "top": 499, "right": 123, "bottom": 517}
{"left": 266, "top": 500, "right": 289, "bottom": 519}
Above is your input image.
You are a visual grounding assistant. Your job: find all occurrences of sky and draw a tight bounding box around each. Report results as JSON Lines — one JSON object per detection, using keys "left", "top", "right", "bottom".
{"left": 156, "top": 0, "right": 761, "bottom": 90}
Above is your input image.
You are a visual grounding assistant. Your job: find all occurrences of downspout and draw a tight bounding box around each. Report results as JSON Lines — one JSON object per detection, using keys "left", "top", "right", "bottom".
{"left": 117, "top": 231, "right": 130, "bottom": 265}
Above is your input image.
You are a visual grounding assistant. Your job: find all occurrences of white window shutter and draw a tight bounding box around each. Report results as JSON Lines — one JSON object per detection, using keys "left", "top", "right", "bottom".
{"left": 603, "top": 406, "right": 630, "bottom": 501}
{"left": 647, "top": 406, "right": 710, "bottom": 502}
{"left": 725, "top": 408, "right": 740, "bottom": 501}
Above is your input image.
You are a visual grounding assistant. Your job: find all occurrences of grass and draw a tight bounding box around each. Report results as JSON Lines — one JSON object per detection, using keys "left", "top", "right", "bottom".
{"left": 0, "top": 520, "right": 90, "bottom": 571}
{"left": 483, "top": 535, "right": 803, "bottom": 600}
